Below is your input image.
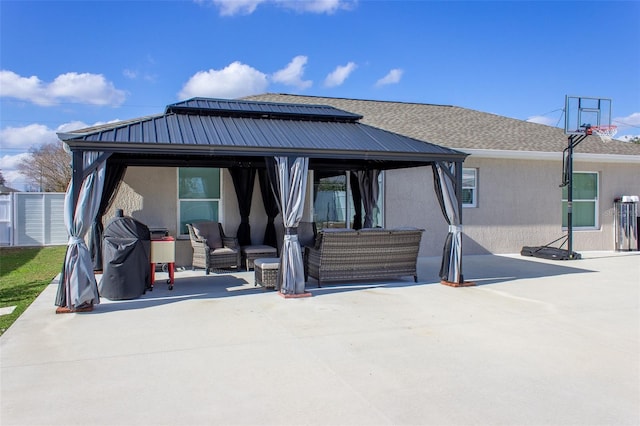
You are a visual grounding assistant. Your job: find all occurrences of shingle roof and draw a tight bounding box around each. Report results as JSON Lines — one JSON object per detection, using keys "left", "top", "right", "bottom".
{"left": 244, "top": 94, "right": 640, "bottom": 156}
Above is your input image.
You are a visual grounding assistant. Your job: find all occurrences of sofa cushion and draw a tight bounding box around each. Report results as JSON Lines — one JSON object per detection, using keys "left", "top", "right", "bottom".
{"left": 191, "top": 222, "right": 223, "bottom": 249}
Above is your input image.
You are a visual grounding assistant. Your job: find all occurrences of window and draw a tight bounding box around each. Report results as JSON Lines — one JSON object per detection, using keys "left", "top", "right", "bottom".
{"left": 462, "top": 168, "right": 477, "bottom": 208}
{"left": 562, "top": 172, "right": 598, "bottom": 229}
{"left": 178, "top": 167, "right": 221, "bottom": 235}
{"left": 312, "top": 171, "right": 384, "bottom": 230}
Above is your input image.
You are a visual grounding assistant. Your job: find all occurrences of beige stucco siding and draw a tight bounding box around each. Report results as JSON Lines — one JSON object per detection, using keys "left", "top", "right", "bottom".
{"left": 107, "top": 167, "right": 274, "bottom": 267}
{"left": 383, "top": 158, "right": 639, "bottom": 256}
{"left": 109, "top": 168, "right": 227, "bottom": 266}
{"left": 383, "top": 166, "right": 449, "bottom": 256}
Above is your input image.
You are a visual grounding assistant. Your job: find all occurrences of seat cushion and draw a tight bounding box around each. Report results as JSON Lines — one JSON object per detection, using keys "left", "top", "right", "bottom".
{"left": 242, "top": 245, "right": 277, "bottom": 255}
{"left": 191, "top": 222, "right": 223, "bottom": 249}
{"left": 211, "top": 247, "right": 238, "bottom": 255}
{"left": 254, "top": 258, "right": 280, "bottom": 270}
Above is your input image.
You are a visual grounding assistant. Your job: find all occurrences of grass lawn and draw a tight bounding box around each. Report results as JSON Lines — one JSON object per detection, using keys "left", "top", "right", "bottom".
{"left": 0, "top": 246, "right": 67, "bottom": 335}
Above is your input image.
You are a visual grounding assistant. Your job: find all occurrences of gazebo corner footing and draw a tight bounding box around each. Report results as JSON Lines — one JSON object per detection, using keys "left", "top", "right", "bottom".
{"left": 278, "top": 291, "right": 313, "bottom": 299}
{"left": 55, "top": 303, "right": 94, "bottom": 314}
{"left": 278, "top": 291, "right": 312, "bottom": 299}
{"left": 440, "top": 280, "right": 476, "bottom": 287}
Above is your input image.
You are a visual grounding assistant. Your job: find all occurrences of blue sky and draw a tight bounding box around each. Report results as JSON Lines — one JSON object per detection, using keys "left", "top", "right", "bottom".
{"left": 1, "top": 0, "right": 639, "bottom": 190}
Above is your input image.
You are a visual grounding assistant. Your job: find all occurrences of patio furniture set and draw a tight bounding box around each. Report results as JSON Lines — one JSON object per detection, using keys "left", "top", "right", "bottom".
{"left": 186, "top": 221, "right": 424, "bottom": 290}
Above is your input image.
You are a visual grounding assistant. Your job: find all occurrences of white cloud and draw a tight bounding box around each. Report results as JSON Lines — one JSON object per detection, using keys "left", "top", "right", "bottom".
{"left": 618, "top": 134, "right": 640, "bottom": 142}
{"left": 178, "top": 62, "right": 269, "bottom": 99}
{"left": 202, "top": 0, "right": 355, "bottom": 15}
{"left": 614, "top": 112, "right": 640, "bottom": 129}
{"left": 0, "top": 152, "right": 30, "bottom": 171}
{"left": 123, "top": 69, "right": 138, "bottom": 79}
{"left": 208, "top": 0, "right": 266, "bottom": 16}
{"left": 0, "top": 154, "right": 30, "bottom": 189}
{"left": 375, "top": 68, "right": 403, "bottom": 87}
{"left": 324, "top": 62, "right": 357, "bottom": 88}
{"left": 278, "top": 0, "right": 355, "bottom": 14}
{"left": 0, "top": 120, "right": 93, "bottom": 190}
{"left": 0, "top": 121, "right": 90, "bottom": 150}
{"left": 0, "top": 71, "right": 49, "bottom": 105}
{"left": 0, "top": 70, "right": 126, "bottom": 106}
{"left": 271, "top": 55, "right": 312, "bottom": 90}
{"left": 526, "top": 115, "right": 557, "bottom": 126}
{"left": 1, "top": 124, "right": 55, "bottom": 149}
{"left": 123, "top": 68, "right": 157, "bottom": 83}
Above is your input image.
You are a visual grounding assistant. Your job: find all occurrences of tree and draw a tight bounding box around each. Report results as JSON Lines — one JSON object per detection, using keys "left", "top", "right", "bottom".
{"left": 18, "top": 142, "right": 71, "bottom": 192}
{"left": 629, "top": 136, "right": 640, "bottom": 144}
{"left": 0, "top": 170, "right": 5, "bottom": 185}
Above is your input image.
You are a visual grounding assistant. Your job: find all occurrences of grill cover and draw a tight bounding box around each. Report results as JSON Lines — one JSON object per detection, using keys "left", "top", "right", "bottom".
{"left": 99, "top": 216, "right": 151, "bottom": 300}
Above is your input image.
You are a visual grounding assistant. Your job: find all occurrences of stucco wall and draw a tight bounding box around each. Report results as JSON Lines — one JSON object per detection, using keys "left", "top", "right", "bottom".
{"left": 109, "top": 159, "right": 639, "bottom": 267}
{"left": 383, "top": 158, "right": 639, "bottom": 256}
{"left": 383, "top": 166, "right": 449, "bottom": 257}
{"left": 108, "top": 167, "right": 284, "bottom": 267}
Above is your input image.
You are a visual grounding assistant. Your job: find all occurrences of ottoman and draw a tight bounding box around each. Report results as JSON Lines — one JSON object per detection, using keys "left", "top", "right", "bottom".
{"left": 241, "top": 245, "right": 278, "bottom": 270}
{"left": 254, "top": 258, "right": 280, "bottom": 289}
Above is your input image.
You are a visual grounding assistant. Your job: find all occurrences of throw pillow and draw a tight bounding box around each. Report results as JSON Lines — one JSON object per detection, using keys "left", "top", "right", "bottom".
{"left": 191, "top": 222, "right": 223, "bottom": 249}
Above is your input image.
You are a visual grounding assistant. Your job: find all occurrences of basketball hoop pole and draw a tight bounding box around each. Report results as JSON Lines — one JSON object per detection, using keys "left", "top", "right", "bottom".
{"left": 561, "top": 132, "right": 589, "bottom": 259}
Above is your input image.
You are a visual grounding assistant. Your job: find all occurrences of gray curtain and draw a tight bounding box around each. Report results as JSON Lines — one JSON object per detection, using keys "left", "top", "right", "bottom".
{"left": 433, "top": 161, "right": 463, "bottom": 284}
{"left": 55, "top": 151, "right": 106, "bottom": 309}
{"left": 274, "top": 156, "right": 308, "bottom": 295}
{"left": 349, "top": 173, "right": 363, "bottom": 230}
{"left": 356, "top": 170, "right": 380, "bottom": 228}
{"left": 258, "top": 168, "right": 279, "bottom": 247}
{"left": 90, "top": 161, "right": 127, "bottom": 271}
{"left": 229, "top": 167, "right": 256, "bottom": 246}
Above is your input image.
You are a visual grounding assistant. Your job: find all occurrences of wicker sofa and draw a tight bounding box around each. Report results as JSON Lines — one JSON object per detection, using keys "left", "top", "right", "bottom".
{"left": 305, "top": 228, "right": 424, "bottom": 286}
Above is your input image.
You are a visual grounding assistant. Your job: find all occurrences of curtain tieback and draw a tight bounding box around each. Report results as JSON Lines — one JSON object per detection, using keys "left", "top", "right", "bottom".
{"left": 68, "top": 236, "right": 84, "bottom": 245}
{"left": 448, "top": 225, "right": 463, "bottom": 234}
{"left": 285, "top": 227, "right": 298, "bottom": 236}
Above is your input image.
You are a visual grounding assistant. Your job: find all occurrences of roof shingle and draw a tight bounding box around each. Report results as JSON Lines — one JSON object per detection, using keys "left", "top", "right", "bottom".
{"left": 244, "top": 94, "right": 640, "bottom": 156}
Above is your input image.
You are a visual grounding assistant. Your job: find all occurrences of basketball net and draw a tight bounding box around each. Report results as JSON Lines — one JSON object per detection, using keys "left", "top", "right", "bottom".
{"left": 588, "top": 125, "right": 618, "bottom": 143}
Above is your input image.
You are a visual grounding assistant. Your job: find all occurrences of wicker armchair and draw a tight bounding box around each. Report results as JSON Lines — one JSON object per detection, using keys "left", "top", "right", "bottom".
{"left": 186, "top": 222, "right": 241, "bottom": 274}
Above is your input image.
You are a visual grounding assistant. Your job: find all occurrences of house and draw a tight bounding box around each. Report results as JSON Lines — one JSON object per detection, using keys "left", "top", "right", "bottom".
{"left": 66, "top": 94, "right": 639, "bottom": 268}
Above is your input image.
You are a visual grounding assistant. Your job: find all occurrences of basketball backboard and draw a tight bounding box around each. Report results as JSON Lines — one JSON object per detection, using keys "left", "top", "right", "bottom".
{"left": 564, "top": 95, "right": 612, "bottom": 135}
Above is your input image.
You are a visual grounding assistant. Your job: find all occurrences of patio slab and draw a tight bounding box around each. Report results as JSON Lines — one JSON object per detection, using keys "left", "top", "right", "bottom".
{"left": 1, "top": 252, "right": 638, "bottom": 426}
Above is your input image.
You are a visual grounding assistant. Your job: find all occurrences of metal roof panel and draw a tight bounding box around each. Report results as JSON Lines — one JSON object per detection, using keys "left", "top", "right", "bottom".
{"left": 58, "top": 98, "right": 467, "bottom": 166}
{"left": 165, "top": 97, "right": 363, "bottom": 122}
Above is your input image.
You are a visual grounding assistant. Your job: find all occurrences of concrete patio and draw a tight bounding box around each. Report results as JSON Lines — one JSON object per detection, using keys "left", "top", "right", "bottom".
{"left": 1, "top": 252, "right": 638, "bottom": 426}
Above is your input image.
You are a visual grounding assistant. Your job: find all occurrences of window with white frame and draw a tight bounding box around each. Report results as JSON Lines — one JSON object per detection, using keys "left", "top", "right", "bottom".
{"left": 178, "top": 167, "right": 221, "bottom": 235}
{"left": 462, "top": 168, "right": 477, "bottom": 208}
{"left": 562, "top": 172, "right": 598, "bottom": 229}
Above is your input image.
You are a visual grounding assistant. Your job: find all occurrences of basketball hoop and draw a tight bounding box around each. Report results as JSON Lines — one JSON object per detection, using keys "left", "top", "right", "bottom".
{"left": 588, "top": 125, "right": 618, "bottom": 143}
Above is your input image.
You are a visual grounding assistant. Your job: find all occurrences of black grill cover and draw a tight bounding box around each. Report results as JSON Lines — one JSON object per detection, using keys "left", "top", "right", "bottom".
{"left": 99, "top": 216, "right": 151, "bottom": 300}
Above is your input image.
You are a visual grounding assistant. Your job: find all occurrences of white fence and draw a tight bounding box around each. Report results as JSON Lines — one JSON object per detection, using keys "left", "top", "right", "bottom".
{"left": 0, "top": 192, "right": 68, "bottom": 246}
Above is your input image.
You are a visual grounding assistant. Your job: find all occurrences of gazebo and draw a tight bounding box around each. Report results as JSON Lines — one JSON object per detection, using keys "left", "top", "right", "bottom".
{"left": 55, "top": 97, "right": 468, "bottom": 311}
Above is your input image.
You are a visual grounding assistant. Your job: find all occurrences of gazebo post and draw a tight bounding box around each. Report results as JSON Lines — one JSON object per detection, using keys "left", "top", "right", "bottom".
{"left": 71, "top": 150, "right": 83, "bottom": 215}
{"left": 454, "top": 160, "right": 465, "bottom": 284}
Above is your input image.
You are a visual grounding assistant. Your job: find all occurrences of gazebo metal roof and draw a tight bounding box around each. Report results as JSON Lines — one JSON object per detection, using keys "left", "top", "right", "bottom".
{"left": 58, "top": 97, "right": 467, "bottom": 170}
